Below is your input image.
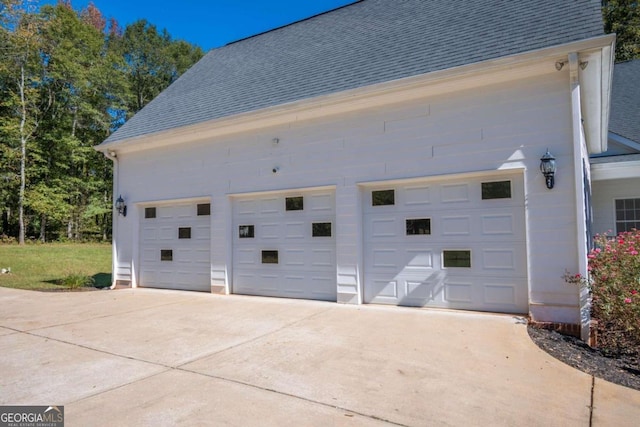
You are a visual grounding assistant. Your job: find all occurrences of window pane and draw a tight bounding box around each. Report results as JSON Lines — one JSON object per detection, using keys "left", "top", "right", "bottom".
{"left": 481, "top": 181, "right": 511, "bottom": 199}
{"left": 145, "top": 207, "right": 156, "bottom": 218}
{"left": 197, "top": 203, "right": 211, "bottom": 216}
{"left": 443, "top": 250, "right": 471, "bottom": 268}
{"left": 312, "top": 222, "right": 332, "bottom": 237}
{"left": 615, "top": 198, "right": 640, "bottom": 234}
{"left": 285, "top": 196, "right": 304, "bottom": 211}
{"left": 372, "top": 189, "right": 395, "bottom": 206}
{"left": 406, "top": 218, "right": 431, "bottom": 235}
{"left": 239, "top": 225, "right": 255, "bottom": 238}
{"left": 160, "top": 249, "right": 173, "bottom": 261}
{"left": 262, "top": 250, "right": 278, "bottom": 264}
{"left": 178, "top": 227, "right": 191, "bottom": 239}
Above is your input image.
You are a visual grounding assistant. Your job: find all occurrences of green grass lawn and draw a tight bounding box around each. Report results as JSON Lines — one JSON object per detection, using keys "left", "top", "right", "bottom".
{"left": 0, "top": 243, "right": 112, "bottom": 290}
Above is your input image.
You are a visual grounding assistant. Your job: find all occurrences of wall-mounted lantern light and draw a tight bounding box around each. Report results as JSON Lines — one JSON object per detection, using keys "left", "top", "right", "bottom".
{"left": 115, "top": 195, "right": 127, "bottom": 217}
{"left": 539, "top": 149, "right": 556, "bottom": 190}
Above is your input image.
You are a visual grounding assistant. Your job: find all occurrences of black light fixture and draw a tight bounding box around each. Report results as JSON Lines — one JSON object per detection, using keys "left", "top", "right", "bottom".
{"left": 115, "top": 195, "right": 127, "bottom": 217}
{"left": 539, "top": 149, "right": 556, "bottom": 189}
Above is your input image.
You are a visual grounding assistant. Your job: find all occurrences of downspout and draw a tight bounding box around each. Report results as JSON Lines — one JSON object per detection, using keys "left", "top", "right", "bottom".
{"left": 568, "top": 53, "right": 590, "bottom": 341}
{"left": 103, "top": 150, "right": 119, "bottom": 290}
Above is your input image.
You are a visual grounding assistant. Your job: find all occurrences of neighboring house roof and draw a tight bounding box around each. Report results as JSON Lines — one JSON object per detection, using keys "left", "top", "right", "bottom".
{"left": 608, "top": 60, "right": 640, "bottom": 144}
{"left": 101, "top": 0, "right": 605, "bottom": 145}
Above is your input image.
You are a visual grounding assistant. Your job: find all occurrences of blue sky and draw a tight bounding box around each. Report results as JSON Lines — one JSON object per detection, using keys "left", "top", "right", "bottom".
{"left": 41, "top": 0, "right": 356, "bottom": 50}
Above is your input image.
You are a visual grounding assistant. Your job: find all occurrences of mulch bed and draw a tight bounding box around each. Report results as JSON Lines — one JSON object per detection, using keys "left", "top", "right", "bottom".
{"left": 528, "top": 326, "right": 640, "bottom": 391}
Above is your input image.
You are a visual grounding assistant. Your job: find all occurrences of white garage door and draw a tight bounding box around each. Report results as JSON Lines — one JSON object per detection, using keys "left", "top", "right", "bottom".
{"left": 139, "top": 201, "right": 211, "bottom": 292}
{"left": 232, "top": 189, "right": 337, "bottom": 301}
{"left": 363, "top": 174, "right": 528, "bottom": 313}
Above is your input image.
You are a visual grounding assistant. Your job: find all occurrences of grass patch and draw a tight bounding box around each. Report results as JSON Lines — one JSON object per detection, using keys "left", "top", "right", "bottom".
{"left": 0, "top": 243, "right": 112, "bottom": 290}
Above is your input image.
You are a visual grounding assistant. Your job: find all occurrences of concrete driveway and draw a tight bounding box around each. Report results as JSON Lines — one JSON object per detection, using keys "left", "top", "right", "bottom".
{"left": 0, "top": 287, "right": 638, "bottom": 426}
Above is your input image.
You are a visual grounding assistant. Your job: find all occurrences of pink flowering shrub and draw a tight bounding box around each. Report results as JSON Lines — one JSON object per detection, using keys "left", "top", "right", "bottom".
{"left": 565, "top": 229, "right": 640, "bottom": 355}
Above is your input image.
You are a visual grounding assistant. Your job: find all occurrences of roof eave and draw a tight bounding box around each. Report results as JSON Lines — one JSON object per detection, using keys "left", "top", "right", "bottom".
{"left": 95, "top": 34, "right": 617, "bottom": 155}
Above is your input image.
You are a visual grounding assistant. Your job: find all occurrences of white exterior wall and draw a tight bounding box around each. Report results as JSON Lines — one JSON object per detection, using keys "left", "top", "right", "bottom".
{"left": 113, "top": 69, "right": 584, "bottom": 323}
{"left": 592, "top": 178, "right": 640, "bottom": 235}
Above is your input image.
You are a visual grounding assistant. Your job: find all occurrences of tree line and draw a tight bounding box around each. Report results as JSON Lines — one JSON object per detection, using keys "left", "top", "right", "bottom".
{"left": 1, "top": 1, "right": 638, "bottom": 245}
{"left": 1, "top": 0, "right": 203, "bottom": 243}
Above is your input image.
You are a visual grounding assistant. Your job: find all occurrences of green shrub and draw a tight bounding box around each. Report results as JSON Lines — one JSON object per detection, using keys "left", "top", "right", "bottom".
{"left": 58, "top": 273, "right": 95, "bottom": 289}
{"left": 565, "top": 229, "right": 640, "bottom": 355}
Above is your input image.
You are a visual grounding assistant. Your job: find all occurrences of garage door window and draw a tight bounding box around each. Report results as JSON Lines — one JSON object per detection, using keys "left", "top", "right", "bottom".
{"left": 312, "top": 222, "right": 332, "bottom": 237}
{"left": 160, "top": 249, "right": 173, "bottom": 261}
{"left": 262, "top": 250, "right": 279, "bottom": 264}
{"left": 239, "top": 225, "right": 254, "bottom": 238}
{"left": 178, "top": 227, "right": 191, "bottom": 239}
{"left": 443, "top": 250, "right": 471, "bottom": 268}
{"left": 481, "top": 181, "right": 511, "bottom": 200}
{"left": 285, "top": 196, "right": 304, "bottom": 211}
{"left": 197, "top": 203, "right": 211, "bottom": 216}
{"left": 615, "top": 198, "right": 640, "bottom": 233}
{"left": 372, "top": 189, "right": 395, "bottom": 206}
{"left": 406, "top": 218, "right": 431, "bottom": 235}
{"left": 145, "top": 207, "right": 156, "bottom": 218}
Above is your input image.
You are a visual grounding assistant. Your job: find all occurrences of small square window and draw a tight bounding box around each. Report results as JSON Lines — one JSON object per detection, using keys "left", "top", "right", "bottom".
{"left": 178, "top": 227, "right": 191, "bottom": 239}
{"left": 312, "top": 222, "right": 332, "bottom": 237}
{"left": 286, "top": 196, "right": 304, "bottom": 211}
{"left": 615, "top": 198, "right": 640, "bottom": 233}
{"left": 239, "top": 225, "right": 255, "bottom": 238}
{"left": 262, "top": 250, "right": 278, "bottom": 264}
{"left": 160, "top": 249, "right": 173, "bottom": 261}
{"left": 145, "top": 207, "right": 156, "bottom": 219}
{"left": 372, "top": 189, "right": 395, "bottom": 206}
{"left": 197, "top": 203, "right": 211, "bottom": 216}
{"left": 406, "top": 218, "right": 431, "bottom": 235}
{"left": 481, "top": 181, "right": 511, "bottom": 200}
{"left": 443, "top": 250, "right": 471, "bottom": 268}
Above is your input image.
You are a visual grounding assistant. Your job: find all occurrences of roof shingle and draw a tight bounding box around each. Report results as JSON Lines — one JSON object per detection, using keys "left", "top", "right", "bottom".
{"left": 609, "top": 60, "right": 640, "bottom": 144}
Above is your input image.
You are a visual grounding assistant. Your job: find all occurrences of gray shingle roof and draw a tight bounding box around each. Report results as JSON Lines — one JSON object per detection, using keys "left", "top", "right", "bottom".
{"left": 609, "top": 60, "right": 640, "bottom": 144}
{"left": 102, "top": 0, "right": 604, "bottom": 145}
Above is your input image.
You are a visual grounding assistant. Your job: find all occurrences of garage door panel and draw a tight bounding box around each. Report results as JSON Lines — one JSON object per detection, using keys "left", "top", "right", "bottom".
{"left": 285, "top": 222, "right": 306, "bottom": 239}
{"left": 403, "top": 185, "right": 432, "bottom": 206}
{"left": 369, "top": 217, "right": 398, "bottom": 238}
{"left": 260, "top": 223, "right": 281, "bottom": 239}
{"left": 370, "top": 279, "right": 398, "bottom": 299}
{"left": 364, "top": 173, "right": 528, "bottom": 313}
{"left": 310, "top": 276, "right": 337, "bottom": 299}
{"left": 283, "top": 275, "right": 306, "bottom": 294}
{"left": 308, "top": 193, "right": 334, "bottom": 211}
{"left": 192, "top": 225, "right": 211, "bottom": 240}
{"left": 139, "top": 201, "right": 211, "bottom": 292}
{"left": 440, "top": 183, "right": 471, "bottom": 203}
{"left": 233, "top": 189, "right": 337, "bottom": 301}
{"left": 260, "top": 198, "right": 280, "bottom": 214}
{"left": 440, "top": 215, "right": 471, "bottom": 236}
{"left": 444, "top": 281, "right": 473, "bottom": 303}
{"left": 311, "top": 248, "right": 334, "bottom": 268}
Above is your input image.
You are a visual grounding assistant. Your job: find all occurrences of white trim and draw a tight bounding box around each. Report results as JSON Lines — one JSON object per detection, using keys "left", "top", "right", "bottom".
{"left": 591, "top": 159, "right": 640, "bottom": 180}
{"left": 227, "top": 184, "right": 337, "bottom": 198}
{"left": 134, "top": 196, "right": 212, "bottom": 207}
{"left": 357, "top": 167, "right": 525, "bottom": 188}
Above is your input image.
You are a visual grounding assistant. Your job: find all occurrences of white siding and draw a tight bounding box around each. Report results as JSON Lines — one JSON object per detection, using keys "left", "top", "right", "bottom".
{"left": 114, "top": 69, "right": 583, "bottom": 322}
